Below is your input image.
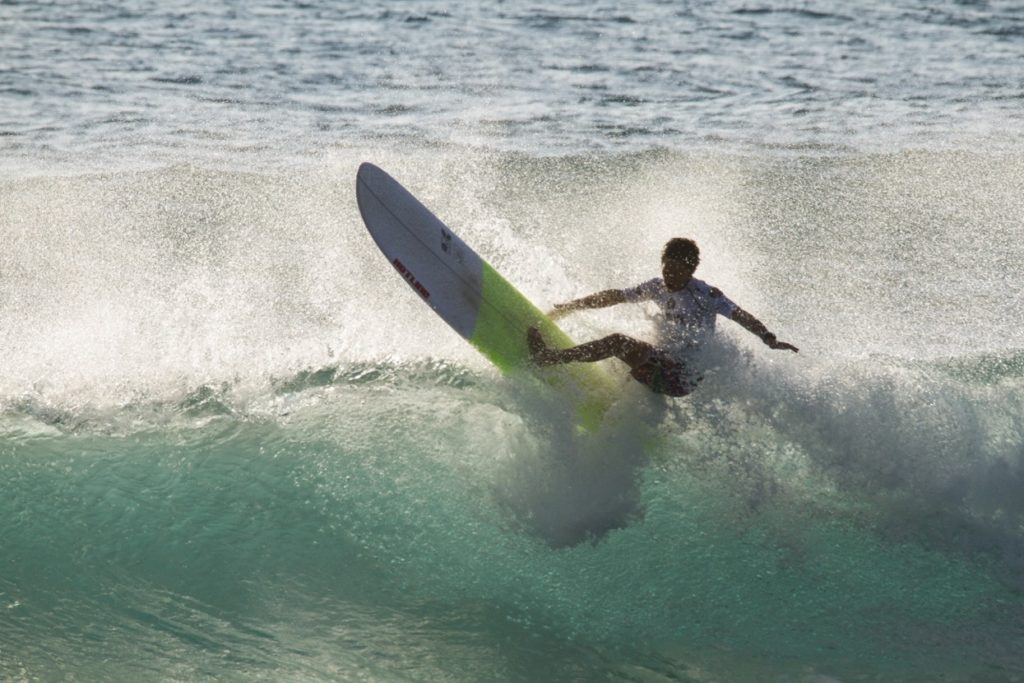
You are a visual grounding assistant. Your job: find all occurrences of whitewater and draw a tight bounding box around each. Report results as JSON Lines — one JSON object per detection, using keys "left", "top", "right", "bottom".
{"left": 3, "top": 2, "right": 1024, "bottom": 682}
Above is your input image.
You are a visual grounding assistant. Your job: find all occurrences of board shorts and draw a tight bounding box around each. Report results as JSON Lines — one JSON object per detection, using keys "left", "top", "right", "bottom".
{"left": 629, "top": 348, "right": 698, "bottom": 397}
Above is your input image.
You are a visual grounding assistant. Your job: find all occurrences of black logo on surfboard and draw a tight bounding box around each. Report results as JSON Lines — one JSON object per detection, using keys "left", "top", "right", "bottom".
{"left": 440, "top": 228, "right": 464, "bottom": 264}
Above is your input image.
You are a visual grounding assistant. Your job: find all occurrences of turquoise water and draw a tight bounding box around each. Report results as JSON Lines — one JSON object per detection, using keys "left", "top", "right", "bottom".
{"left": 4, "top": 2, "right": 1024, "bottom": 681}
{"left": 2, "top": 350, "right": 1022, "bottom": 681}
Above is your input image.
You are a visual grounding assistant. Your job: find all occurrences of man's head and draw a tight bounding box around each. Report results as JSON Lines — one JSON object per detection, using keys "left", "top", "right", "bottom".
{"left": 661, "top": 238, "right": 699, "bottom": 290}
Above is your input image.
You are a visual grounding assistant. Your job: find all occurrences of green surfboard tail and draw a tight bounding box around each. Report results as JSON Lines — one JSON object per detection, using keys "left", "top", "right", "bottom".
{"left": 471, "top": 263, "right": 619, "bottom": 431}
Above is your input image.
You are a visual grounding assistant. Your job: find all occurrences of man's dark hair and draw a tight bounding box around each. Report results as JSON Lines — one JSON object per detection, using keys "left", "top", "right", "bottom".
{"left": 662, "top": 238, "right": 700, "bottom": 266}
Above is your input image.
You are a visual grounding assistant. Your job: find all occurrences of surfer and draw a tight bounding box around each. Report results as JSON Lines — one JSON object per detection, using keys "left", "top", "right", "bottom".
{"left": 527, "top": 238, "right": 798, "bottom": 397}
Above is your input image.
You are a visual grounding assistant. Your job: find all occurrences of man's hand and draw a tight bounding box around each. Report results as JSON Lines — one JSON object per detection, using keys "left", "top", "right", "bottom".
{"left": 762, "top": 332, "right": 799, "bottom": 353}
{"left": 547, "top": 302, "right": 573, "bottom": 320}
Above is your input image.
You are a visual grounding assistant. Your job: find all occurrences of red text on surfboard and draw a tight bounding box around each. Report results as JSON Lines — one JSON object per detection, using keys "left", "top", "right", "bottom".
{"left": 392, "top": 257, "right": 431, "bottom": 300}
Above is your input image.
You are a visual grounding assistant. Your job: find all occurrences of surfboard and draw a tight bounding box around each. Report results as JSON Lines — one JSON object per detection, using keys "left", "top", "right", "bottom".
{"left": 355, "top": 162, "right": 619, "bottom": 430}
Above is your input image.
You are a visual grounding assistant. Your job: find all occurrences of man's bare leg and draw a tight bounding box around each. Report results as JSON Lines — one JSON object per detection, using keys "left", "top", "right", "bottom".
{"left": 527, "top": 327, "right": 651, "bottom": 369}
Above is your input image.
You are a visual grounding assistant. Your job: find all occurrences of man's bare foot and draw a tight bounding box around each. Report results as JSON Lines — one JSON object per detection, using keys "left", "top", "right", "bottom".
{"left": 527, "top": 326, "right": 556, "bottom": 365}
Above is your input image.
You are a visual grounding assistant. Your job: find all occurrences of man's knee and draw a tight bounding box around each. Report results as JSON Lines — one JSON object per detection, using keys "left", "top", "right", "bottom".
{"left": 605, "top": 333, "right": 632, "bottom": 347}
{"left": 606, "top": 334, "right": 651, "bottom": 366}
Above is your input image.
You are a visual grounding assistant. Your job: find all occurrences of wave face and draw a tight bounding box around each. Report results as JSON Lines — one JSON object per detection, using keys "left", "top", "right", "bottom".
{"left": 3, "top": 149, "right": 1024, "bottom": 681}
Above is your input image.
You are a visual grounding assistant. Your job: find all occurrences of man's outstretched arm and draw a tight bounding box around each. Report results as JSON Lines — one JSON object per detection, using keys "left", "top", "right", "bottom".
{"left": 732, "top": 308, "right": 799, "bottom": 352}
{"left": 548, "top": 289, "right": 627, "bottom": 319}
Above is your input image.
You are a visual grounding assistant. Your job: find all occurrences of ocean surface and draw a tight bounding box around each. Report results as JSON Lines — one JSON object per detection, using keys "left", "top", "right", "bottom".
{"left": 3, "top": 1, "right": 1024, "bottom": 681}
